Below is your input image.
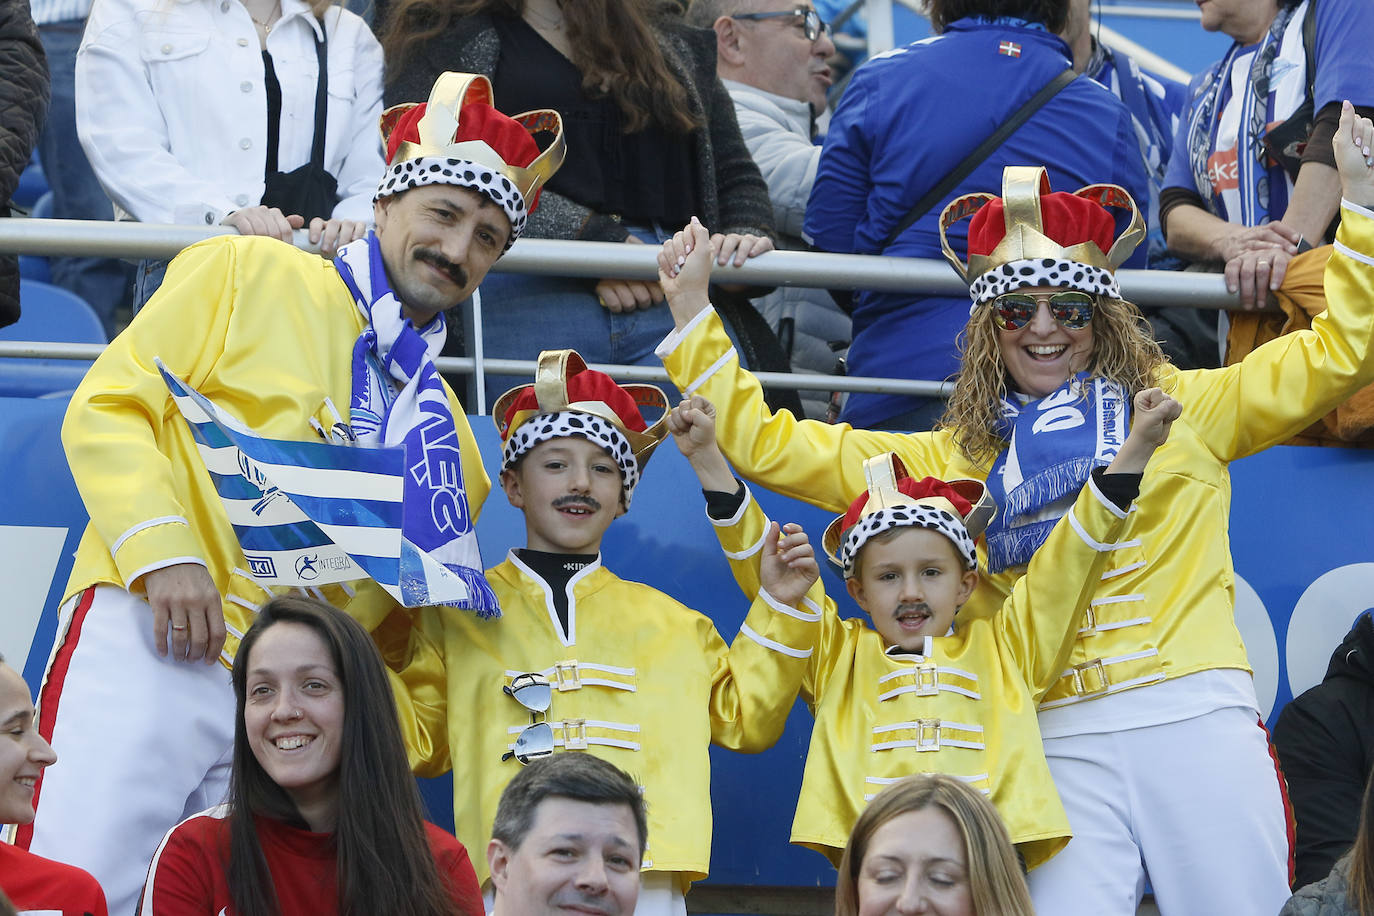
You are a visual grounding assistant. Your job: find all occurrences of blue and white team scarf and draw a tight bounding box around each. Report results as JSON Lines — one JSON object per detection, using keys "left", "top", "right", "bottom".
{"left": 983, "top": 374, "right": 1129, "bottom": 573}
{"left": 333, "top": 232, "right": 499, "bottom": 614}
{"left": 1182, "top": 3, "right": 1303, "bottom": 228}
{"left": 156, "top": 233, "right": 499, "bottom": 616}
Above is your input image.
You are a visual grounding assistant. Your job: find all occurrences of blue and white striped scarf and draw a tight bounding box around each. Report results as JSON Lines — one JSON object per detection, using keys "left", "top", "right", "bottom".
{"left": 1183, "top": 3, "right": 1301, "bottom": 227}
{"left": 335, "top": 233, "right": 499, "bottom": 614}
{"left": 984, "top": 374, "right": 1129, "bottom": 573}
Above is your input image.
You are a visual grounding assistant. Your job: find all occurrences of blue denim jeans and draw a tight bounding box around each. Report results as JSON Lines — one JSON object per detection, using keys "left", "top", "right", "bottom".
{"left": 473, "top": 224, "right": 743, "bottom": 407}
{"left": 37, "top": 19, "right": 131, "bottom": 335}
{"left": 131, "top": 258, "right": 170, "bottom": 313}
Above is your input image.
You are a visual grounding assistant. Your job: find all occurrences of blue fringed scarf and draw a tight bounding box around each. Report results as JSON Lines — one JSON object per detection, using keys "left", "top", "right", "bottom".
{"left": 335, "top": 233, "right": 500, "bottom": 616}
{"left": 984, "top": 374, "right": 1129, "bottom": 573}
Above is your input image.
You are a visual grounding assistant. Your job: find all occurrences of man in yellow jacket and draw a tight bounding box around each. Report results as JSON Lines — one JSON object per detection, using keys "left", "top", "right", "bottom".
{"left": 18, "top": 73, "right": 563, "bottom": 916}
{"left": 380, "top": 349, "right": 822, "bottom": 916}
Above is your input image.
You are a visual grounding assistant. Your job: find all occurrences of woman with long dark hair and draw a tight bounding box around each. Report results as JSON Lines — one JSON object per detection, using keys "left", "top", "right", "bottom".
{"left": 138, "top": 596, "right": 483, "bottom": 915}
{"left": 379, "top": 0, "right": 775, "bottom": 405}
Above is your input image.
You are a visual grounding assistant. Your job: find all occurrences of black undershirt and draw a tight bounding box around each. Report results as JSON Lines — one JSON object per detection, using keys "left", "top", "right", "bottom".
{"left": 516, "top": 548, "right": 597, "bottom": 635}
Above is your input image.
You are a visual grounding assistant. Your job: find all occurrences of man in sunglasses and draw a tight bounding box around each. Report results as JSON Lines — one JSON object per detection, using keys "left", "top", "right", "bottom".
{"left": 655, "top": 133, "right": 1374, "bottom": 915}
{"left": 687, "top": 0, "right": 850, "bottom": 420}
{"left": 379, "top": 348, "right": 822, "bottom": 916}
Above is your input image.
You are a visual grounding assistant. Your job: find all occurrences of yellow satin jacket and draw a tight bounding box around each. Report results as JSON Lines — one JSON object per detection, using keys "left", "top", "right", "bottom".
{"left": 710, "top": 481, "right": 1129, "bottom": 868}
{"left": 60, "top": 236, "right": 490, "bottom": 661}
{"left": 377, "top": 551, "right": 823, "bottom": 888}
{"left": 663, "top": 202, "right": 1374, "bottom": 710}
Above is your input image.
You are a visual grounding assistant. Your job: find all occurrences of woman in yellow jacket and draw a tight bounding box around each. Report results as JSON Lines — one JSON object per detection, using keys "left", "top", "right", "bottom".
{"left": 652, "top": 106, "right": 1374, "bottom": 916}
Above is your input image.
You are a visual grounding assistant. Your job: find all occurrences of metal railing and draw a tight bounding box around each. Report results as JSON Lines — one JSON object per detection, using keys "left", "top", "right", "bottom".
{"left": 0, "top": 218, "right": 1246, "bottom": 405}
{"left": 0, "top": 217, "right": 1240, "bottom": 305}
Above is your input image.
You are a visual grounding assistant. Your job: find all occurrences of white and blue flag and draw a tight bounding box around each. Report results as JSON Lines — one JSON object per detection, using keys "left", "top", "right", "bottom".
{"left": 158, "top": 360, "right": 499, "bottom": 615}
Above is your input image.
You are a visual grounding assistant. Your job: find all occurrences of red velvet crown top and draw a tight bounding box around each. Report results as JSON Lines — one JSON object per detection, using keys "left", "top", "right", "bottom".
{"left": 384, "top": 102, "right": 542, "bottom": 170}
{"left": 840, "top": 476, "right": 975, "bottom": 535}
{"left": 501, "top": 364, "right": 650, "bottom": 441}
{"left": 967, "top": 190, "right": 1117, "bottom": 259}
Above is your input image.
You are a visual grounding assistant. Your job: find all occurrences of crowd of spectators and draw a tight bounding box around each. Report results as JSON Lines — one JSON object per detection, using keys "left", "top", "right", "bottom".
{"left": 7, "top": 0, "right": 1374, "bottom": 914}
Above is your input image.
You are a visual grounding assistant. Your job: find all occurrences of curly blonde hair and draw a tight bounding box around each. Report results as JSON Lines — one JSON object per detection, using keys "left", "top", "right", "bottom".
{"left": 940, "top": 296, "right": 1169, "bottom": 466}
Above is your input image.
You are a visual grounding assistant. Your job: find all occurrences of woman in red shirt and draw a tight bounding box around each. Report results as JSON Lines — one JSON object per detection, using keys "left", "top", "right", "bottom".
{"left": 139, "top": 596, "right": 483, "bottom": 916}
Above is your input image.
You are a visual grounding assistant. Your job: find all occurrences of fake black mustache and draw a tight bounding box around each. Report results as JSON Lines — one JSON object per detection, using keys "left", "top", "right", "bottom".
{"left": 553, "top": 495, "right": 603, "bottom": 513}
{"left": 893, "top": 602, "right": 931, "bottom": 619}
{"left": 414, "top": 248, "right": 468, "bottom": 288}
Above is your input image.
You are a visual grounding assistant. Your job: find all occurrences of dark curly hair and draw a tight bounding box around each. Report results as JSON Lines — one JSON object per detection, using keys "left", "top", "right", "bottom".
{"left": 924, "top": 0, "right": 1070, "bottom": 34}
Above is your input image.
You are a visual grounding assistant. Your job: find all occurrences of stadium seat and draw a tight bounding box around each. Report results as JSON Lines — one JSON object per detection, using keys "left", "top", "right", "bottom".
{"left": 12, "top": 153, "right": 47, "bottom": 209}
{"left": 0, "top": 279, "right": 106, "bottom": 398}
{"left": 18, "top": 193, "right": 54, "bottom": 282}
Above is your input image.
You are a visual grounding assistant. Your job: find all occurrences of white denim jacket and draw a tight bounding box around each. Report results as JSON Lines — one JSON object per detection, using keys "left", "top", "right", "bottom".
{"left": 76, "top": 0, "right": 384, "bottom": 227}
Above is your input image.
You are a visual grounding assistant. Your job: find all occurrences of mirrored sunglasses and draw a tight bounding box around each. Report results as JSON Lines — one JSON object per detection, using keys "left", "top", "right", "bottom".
{"left": 991, "top": 291, "right": 1096, "bottom": 331}
{"left": 730, "top": 7, "right": 830, "bottom": 41}
{"left": 502, "top": 673, "right": 555, "bottom": 765}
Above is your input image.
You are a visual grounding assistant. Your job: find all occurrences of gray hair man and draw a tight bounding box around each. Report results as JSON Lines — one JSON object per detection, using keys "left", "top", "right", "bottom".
{"left": 687, "top": 0, "right": 848, "bottom": 418}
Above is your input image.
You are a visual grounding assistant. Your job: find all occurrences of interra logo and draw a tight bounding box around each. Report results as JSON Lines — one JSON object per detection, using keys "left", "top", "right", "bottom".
{"left": 1207, "top": 149, "right": 1240, "bottom": 192}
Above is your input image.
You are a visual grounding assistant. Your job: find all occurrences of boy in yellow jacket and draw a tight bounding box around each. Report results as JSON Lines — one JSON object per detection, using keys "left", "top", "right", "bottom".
{"left": 379, "top": 349, "right": 823, "bottom": 915}
{"left": 667, "top": 386, "right": 1178, "bottom": 869}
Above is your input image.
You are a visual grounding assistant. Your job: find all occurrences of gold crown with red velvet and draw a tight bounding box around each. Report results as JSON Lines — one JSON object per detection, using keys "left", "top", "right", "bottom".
{"left": 374, "top": 73, "right": 566, "bottom": 250}
{"left": 938, "top": 166, "right": 1145, "bottom": 307}
{"left": 822, "top": 454, "right": 995, "bottom": 578}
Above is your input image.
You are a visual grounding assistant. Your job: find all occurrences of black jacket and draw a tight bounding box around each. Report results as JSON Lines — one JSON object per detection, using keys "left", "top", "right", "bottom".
{"left": 0, "top": 0, "right": 48, "bottom": 327}
{"left": 383, "top": 12, "right": 773, "bottom": 244}
{"left": 1276, "top": 614, "right": 1374, "bottom": 889}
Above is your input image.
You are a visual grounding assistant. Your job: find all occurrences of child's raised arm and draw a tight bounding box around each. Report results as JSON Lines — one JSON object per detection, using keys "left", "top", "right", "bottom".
{"left": 1106, "top": 388, "right": 1182, "bottom": 476}
{"left": 670, "top": 394, "right": 820, "bottom": 608}
{"left": 658, "top": 217, "right": 716, "bottom": 332}
{"left": 668, "top": 395, "right": 736, "bottom": 493}
{"left": 760, "top": 521, "right": 819, "bottom": 611}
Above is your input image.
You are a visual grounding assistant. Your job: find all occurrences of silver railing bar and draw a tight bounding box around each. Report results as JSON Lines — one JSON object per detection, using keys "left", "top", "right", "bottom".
{"left": 0, "top": 342, "right": 106, "bottom": 359}
{"left": 0, "top": 218, "right": 1244, "bottom": 309}
{"left": 0, "top": 342, "right": 954, "bottom": 397}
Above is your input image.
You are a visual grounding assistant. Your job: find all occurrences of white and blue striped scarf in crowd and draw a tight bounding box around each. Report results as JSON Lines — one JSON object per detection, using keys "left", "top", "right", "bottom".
{"left": 334, "top": 232, "right": 499, "bottom": 614}
{"left": 1183, "top": 3, "right": 1301, "bottom": 228}
{"left": 983, "top": 374, "right": 1129, "bottom": 573}
{"left": 156, "top": 233, "right": 499, "bottom": 615}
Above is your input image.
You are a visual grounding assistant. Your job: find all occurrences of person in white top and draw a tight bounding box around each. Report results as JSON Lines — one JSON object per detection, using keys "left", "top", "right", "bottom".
{"left": 74, "top": 0, "right": 385, "bottom": 305}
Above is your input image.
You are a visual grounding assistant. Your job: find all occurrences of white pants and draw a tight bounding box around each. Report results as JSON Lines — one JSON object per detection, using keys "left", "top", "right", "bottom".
{"left": 484, "top": 872, "right": 687, "bottom": 915}
{"left": 22, "top": 586, "right": 236, "bottom": 916}
{"left": 1027, "top": 706, "right": 1292, "bottom": 916}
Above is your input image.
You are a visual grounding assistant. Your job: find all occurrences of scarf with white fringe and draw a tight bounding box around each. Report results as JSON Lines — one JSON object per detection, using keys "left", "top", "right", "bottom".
{"left": 984, "top": 374, "right": 1129, "bottom": 573}
{"left": 335, "top": 232, "right": 499, "bottom": 616}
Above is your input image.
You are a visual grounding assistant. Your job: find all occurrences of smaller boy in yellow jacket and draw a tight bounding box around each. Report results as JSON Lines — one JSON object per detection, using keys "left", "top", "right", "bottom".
{"left": 667, "top": 386, "right": 1179, "bottom": 870}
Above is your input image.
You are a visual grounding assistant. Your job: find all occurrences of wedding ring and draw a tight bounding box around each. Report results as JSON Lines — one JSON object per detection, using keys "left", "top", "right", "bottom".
{"left": 171, "top": 624, "right": 188, "bottom": 631}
